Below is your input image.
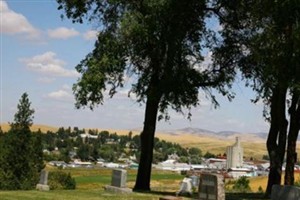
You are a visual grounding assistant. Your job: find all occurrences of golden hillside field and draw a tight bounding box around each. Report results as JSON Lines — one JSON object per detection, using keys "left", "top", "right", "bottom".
{"left": 0, "top": 123, "right": 59, "bottom": 133}
{"left": 2, "top": 123, "right": 300, "bottom": 160}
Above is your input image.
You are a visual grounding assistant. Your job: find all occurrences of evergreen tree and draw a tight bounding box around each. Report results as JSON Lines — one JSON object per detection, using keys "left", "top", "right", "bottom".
{"left": 0, "top": 93, "right": 44, "bottom": 190}
{"left": 11, "top": 93, "right": 34, "bottom": 131}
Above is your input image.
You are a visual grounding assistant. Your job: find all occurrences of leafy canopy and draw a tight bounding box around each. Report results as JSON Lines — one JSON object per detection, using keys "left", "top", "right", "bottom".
{"left": 57, "top": 0, "right": 234, "bottom": 119}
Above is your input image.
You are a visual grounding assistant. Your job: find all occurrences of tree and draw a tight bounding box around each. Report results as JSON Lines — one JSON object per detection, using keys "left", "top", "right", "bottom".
{"left": 188, "top": 147, "right": 202, "bottom": 157}
{"left": 77, "top": 144, "right": 90, "bottom": 161}
{"left": 0, "top": 126, "right": 3, "bottom": 136}
{"left": 57, "top": 0, "right": 234, "bottom": 191}
{"left": 11, "top": 93, "right": 34, "bottom": 130}
{"left": 213, "top": 0, "right": 300, "bottom": 195}
{"left": 0, "top": 93, "right": 44, "bottom": 190}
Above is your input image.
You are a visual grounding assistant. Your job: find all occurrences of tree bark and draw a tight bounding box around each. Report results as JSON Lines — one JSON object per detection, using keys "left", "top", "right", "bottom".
{"left": 133, "top": 81, "right": 161, "bottom": 192}
{"left": 285, "top": 92, "right": 300, "bottom": 185}
{"left": 265, "top": 84, "right": 288, "bottom": 196}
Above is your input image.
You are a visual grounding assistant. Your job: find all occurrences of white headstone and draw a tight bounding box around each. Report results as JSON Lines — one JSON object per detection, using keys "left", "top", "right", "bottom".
{"left": 176, "top": 177, "right": 193, "bottom": 195}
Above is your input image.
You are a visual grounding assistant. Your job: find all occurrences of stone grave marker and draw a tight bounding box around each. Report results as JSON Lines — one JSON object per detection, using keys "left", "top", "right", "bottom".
{"left": 104, "top": 169, "right": 132, "bottom": 193}
{"left": 176, "top": 177, "right": 193, "bottom": 196}
{"left": 111, "top": 169, "right": 127, "bottom": 188}
{"left": 36, "top": 170, "right": 50, "bottom": 191}
{"left": 198, "top": 173, "right": 225, "bottom": 200}
{"left": 271, "top": 184, "right": 300, "bottom": 200}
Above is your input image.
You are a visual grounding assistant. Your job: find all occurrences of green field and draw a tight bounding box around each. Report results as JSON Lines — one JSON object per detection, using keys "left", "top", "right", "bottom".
{"left": 0, "top": 168, "right": 186, "bottom": 200}
{"left": 0, "top": 167, "right": 271, "bottom": 200}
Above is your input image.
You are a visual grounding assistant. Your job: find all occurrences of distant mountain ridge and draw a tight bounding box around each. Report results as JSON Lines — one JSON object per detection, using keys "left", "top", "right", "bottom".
{"left": 0, "top": 123, "right": 272, "bottom": 141}
{"left": 162, "top": 127, "right": 269, "bottom": 142}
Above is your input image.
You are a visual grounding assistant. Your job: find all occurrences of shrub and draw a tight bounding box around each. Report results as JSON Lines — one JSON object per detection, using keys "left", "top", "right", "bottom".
{"left": 232, "top": 176, "right": 251, "bottom": 193}
{"left": 257, "top": 186, "right": 264, "bottom": 193}
{"left": 295, "top": 177, "right": 300, "bottom": 187}
{"left": 48, "top": 171, "right": 76, "bottom": 190}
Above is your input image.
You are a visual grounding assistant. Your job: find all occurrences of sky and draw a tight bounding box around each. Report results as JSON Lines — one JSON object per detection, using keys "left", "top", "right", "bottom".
{"left": 0, "top": 0, "right": 269, "bottom": 133}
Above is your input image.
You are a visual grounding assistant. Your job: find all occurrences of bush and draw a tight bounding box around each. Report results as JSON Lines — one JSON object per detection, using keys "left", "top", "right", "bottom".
{"left": 48, "top": 171, "right": 76, "bottom": 190}
{"left": 257, "top": 185, "right": 264, "bottom": 193}
{"left": 232, "top": 176, "right": 251, "bottom": 193}
{"left": 295, "top": 177, "right": 300, "bottom": 187}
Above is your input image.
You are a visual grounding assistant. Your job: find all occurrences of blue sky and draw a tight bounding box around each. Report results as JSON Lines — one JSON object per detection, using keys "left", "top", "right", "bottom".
{"left": 1, "top": 0, "right": 269, "bottom": 133}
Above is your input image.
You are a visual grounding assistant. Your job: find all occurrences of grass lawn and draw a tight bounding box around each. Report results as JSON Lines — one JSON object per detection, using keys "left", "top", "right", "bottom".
{"left": 0, "top": 167, "right": 272, "bottom": 200}
{"left": 0, "top": 189, "right": 168, "bottom": 200}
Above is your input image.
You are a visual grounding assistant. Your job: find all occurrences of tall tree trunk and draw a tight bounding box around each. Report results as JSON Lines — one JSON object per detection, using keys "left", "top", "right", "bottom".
{"left": 265, "top": 84, "right": 288, "bottom": 196}
{"left": 285, "top": 92, "right": 300, "bottom": 185}
{"left": 133, "top": 83, "right": 161, "bottom": 192}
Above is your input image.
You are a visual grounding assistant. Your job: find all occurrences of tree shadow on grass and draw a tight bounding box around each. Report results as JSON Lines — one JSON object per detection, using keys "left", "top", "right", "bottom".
{"left": 133, "top": 190, "right": 198, "bottom": 199}
{"left": 225, "top": 193, "right": 270, "bottom": 200}
{"left": 133, "top": 191, "right": 270, "bottom": 200}
{"left": 136, "top": 190, "right": 269, "bottom": 200}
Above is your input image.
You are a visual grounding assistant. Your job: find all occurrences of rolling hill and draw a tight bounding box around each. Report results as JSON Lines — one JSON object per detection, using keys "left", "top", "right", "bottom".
{"left": 2, "top": 123, "right": 299, "bottom": 160}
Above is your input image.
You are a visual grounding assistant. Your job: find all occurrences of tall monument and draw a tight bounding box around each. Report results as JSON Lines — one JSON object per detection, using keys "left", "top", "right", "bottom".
{"left": 226, "top": 137, "right": 243, "bottom": 169}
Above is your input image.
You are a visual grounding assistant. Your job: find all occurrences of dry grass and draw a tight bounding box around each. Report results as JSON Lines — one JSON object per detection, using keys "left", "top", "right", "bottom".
{"left": 0, "top": 123, "right": 59, "bottom": 133}
{"left": 249, "top": 172, "right": 300, "bottom": 192}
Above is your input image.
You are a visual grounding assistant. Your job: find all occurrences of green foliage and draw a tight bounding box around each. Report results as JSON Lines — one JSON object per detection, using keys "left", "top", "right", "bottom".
{"left": 77, "top": 144, "right": 91, "bottom": 161}
{"left": 188, "top": 147, "right": 202, "bottom": 156}
{"left": 178, "top": 156, "right": 188, "bottom": 163}
{"left": 232, "top": 176, "right": 252, "bottom": 193}
{"left": 262, "top": 154, "right": 269, "bottom": 160}
{"left": 56, "top": 0, "right": 236, "bottom": 121}
{"left": 48, "top": 171, "right": 76, "bottom": 190}
{"left": 257, "top": 186, "right": 264, "bottom": 193}
{"left": 216, "top": 0, "right": 300, "bottom": 192}
{"left": 0, "top": 126, "right": 3, "bottom": 136}
{"left": 99, "top": 144, "right": 120, "bottom": 162}
{"left": 11, "top": 93, "right": 35, "bottom": 130}
{"left": 203, "top": 151, "right": 216, "bottom": 159}
{"left": 294, "top": 177, "right": 300, "bottom": 187}
{"left": 0, "top": 93, "right": 44, "bottom": 190}
{"left": 36, "top": 127, "right": 196, "bottom": 165}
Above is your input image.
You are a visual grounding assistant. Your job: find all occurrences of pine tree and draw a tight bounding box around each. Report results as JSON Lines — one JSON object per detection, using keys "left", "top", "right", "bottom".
{"left": 11, "top": 93, "right": 34, "bottom": 131}
{"left": 0, "top": 93, "right": 44, "bottom": 190}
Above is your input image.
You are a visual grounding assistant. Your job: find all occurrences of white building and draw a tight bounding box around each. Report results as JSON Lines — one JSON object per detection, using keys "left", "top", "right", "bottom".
{"left": 156, "top": 159, "right": 191, "bottom": 171}
{"left": 226, "top": 137, "right": 243, "bottom": 169}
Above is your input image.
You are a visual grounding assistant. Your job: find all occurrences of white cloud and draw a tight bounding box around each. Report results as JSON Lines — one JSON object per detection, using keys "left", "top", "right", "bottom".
{"left": 46, "top": 85, "right": 74, "bottom": 102}
{"left": 0, "top": 1, "right": 41, "bottom": 39}
{"left": 47, "top": 27, "right": 79, "bottom": 39}
{"left": 37, "top": 77, "right": 55, "bottom": 83}
{"left": 48, "top": 89, "right": 72, "bottom": 100}
{"left": 62, "top": 84, "right": 71, "bottom": 90}
{"left": 20, "top": 51, "right": 79, "bottom": 77}
{"left": 83, "top": 30, "right": 98, "bottom": 40}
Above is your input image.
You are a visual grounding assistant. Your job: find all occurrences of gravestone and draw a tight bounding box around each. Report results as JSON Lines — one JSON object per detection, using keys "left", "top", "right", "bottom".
{"left": 271, "top": 185, "right": 300, "bottom": 200}
{"left": 176, "top": 177, "right": 193, "bottom": 196}
{"left": 190, "top": 175, "right": 200, "bottom": 188}
{"left": 36, "top": 170, "right": 50, "bottom": 191}
{"left": 111, "top": 169, "right": 127, "bottom": 188}
{"left": 198, "top": 173, "right": 225, "bottom": 200}
{"left": 104, "top": 169, "right": 132, "bottom": 193}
